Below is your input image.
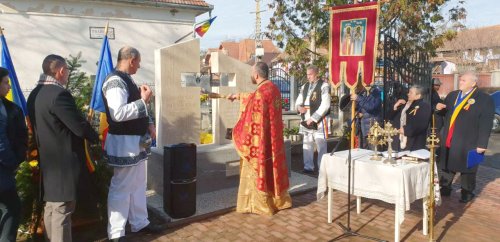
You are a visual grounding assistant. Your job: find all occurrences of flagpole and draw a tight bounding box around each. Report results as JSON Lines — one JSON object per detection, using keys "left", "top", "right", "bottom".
{"left": 175, "top": 31, "right": 194, "bottom": 44}
{"left": 88, "top": 21, "right": 109, "bottom": 122}
{"left": 104, "top": 21, "right": 109, "bottom": 38}
{"left": 84, "top": 21, "right": 112, "bottom": 174}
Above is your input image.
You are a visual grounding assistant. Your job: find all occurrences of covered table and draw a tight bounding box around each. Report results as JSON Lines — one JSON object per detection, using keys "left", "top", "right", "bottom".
{"left": 317, "top": 149, "right": 431, "bottom": 241}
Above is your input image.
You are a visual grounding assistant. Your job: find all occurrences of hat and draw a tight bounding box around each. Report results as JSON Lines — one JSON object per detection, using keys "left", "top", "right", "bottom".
{"left": 339, "top": 94, "right": 352, "bottom": 112}
{"left": 432, "top": 78, "right": 442, "bottom": 86}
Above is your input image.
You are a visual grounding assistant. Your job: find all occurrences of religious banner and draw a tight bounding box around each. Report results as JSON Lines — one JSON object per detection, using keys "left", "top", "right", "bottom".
{"left": 329, "top": 2, "right": 380, "bottom": 90}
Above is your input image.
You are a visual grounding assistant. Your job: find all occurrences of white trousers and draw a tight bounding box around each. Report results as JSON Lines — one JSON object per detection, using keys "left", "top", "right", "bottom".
{"left": 302, "top": 131, "right": 327, "bottom": 171}
{"left": 108, "top": 160, "right": 149, "bottom": 239}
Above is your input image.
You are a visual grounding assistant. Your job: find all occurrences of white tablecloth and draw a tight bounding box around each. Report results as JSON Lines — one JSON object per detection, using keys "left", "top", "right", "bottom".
{"left": 317, "top": 149, "right": 430, "bottom": 225}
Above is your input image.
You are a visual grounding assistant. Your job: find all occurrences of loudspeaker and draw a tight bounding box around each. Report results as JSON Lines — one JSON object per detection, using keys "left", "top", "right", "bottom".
{"left": 163, "top": 143, "right": 197, "bottom": 218}
{"left": 168, "top": 179, "right": 196, "bottom": 218}
{"left": 164, "top": 143, "right": 196, "bottom": 181}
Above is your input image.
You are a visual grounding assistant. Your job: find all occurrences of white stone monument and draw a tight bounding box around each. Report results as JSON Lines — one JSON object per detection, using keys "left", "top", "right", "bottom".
{"left": 149, "top": 39, "right": 262, "bottom": 195}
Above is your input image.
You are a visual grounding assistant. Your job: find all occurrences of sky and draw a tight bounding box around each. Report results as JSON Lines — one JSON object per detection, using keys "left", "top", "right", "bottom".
{"left": 196, "top": 0, "right": 500, "bottom": 50}
{"left": 196, "top": 0, "right": 273, "bottom": 50}
{"left": 443, "top": 0, "right": 500, "bottom": 28}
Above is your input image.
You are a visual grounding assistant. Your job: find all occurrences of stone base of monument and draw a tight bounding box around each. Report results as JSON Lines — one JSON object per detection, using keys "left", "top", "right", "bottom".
{"left": 146, "top": 138, "right": 340, "bottom": 224}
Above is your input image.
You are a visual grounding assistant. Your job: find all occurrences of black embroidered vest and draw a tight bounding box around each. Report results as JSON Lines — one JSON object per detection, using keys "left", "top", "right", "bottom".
{"left": 301, "top": 79, "right": 331, "bottom": 120}
{"left": 102, "top": 70, "right": 149, "bottom": 136}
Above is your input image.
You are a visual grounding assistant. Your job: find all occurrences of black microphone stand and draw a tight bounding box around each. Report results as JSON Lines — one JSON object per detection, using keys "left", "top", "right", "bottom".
{"left": 329, "top": 95, "right": 387, "bottom": 242}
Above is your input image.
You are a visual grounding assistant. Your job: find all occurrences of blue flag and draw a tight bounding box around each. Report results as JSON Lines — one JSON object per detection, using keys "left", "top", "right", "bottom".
{"left": 85, "top": 33, "right": 114, "bottom": 173}
{"left": 1, "top": 34, "right": 27, "bottom": 116}
{"left": 90, "top": 35, "right": 113, "bottom": 113}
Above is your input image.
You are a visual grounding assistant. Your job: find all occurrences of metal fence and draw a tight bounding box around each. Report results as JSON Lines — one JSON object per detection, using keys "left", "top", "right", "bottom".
{"left": 380, "top": 31, "right": 432, "bottom": 120}
{"left": 269, "top": 67, "right": 292, "bottom": 111}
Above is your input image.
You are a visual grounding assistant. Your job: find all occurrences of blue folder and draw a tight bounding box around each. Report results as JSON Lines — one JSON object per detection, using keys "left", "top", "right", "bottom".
{"left": 466, "top": 150, "right": 485, "bottom": 169}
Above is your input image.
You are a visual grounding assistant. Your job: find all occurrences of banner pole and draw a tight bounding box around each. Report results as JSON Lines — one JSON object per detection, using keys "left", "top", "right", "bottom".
{"left": 351, "top": 88, "right": 356, "bottom": 149}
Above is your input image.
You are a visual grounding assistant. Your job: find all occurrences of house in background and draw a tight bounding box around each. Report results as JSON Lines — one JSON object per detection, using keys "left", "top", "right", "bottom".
{"left": 203, "top": 39, "right": 281, "bottom": 67}
{"left": 0, "top": 0, "right": 212, "bottom": 89}
{"left": 432, "top": 25, "right": 500, "bottom": 96}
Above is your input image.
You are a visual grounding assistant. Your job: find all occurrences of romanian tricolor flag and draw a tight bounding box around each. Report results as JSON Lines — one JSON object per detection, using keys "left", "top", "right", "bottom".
{"left": 1, "top": 29, "right": 27, "bottom": 115}
{"left": 85, "top": 24, "right": 114, "bottom": 173}
{"left": 195, "top": 16, "right": 217, "bottom": 37}
{"left": 91, "top": 27, "right": 113, "bottom": 149}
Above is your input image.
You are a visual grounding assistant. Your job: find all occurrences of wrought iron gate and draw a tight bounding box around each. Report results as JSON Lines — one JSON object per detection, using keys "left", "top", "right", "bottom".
{"left": 269, "top": 68, "right": 291, "bottom": 111}
{"left": 380, "top": 32, "right": 432, "bottom": 120}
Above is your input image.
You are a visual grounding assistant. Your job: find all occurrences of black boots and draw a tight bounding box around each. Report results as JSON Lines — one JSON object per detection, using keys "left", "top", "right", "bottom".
{"left": 459, "top": 190, "right": 475, "bottom": 203}
{"left": 440, "top": 186, "right": 452, "bottom": 197}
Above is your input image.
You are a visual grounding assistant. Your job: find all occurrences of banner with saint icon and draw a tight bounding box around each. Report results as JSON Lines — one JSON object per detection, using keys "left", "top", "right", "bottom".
{"left": 329, "top": 2, "right": 379, "bottom": 91}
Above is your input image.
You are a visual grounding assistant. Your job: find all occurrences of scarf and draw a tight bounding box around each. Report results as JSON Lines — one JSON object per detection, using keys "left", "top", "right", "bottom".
{"left": 399, "top": 101, "right": 412, "bottom": 149}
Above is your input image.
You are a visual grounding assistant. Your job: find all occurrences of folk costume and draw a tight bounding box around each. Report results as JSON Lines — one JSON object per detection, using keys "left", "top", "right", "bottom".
{"left": 233, "top": 80, "right": 292, "bottom": 215}
{"left": 102, "top": 70, "right": 152, "bottom": 239}
{"left": 295, "top": 79, "right": 331, "bottom": 172}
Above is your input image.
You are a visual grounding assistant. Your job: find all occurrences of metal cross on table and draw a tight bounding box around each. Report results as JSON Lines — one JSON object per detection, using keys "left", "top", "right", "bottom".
{"left": 382, "top": 121, "right": 399, "bottom": 164}
{"left": 367, "top": 120, "right": 384, "bottom": 160}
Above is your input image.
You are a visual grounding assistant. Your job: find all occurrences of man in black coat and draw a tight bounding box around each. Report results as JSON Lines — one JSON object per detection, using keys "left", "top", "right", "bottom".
{"left": 430, "top": 78, "right": 444, "bottom": 131}
{"left": 27, "top": 55, "right": 98, "bottom": 242}
{"left": 390, "top": 85, "right": 431, "bottom": 151}
{"left": 0, "top": 67, "right": 28, "bottom": 242}
{"left": 436, "top": 71, "right": 494, "bottom": 203}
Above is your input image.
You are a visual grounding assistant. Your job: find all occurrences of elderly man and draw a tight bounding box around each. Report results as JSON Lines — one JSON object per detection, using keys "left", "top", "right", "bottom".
{"left": 27, "top": 55, "right": 98, "bottom": 242}
{"left": 390, "top": 85, "right": 431, "bottom": 151}
{"left": 295, "top": 65, "right": 331, "bottom": 174}
{"left": 436, "top": 71, "right": 494, "bottom": 203}
{"left": 227, "top": 62, "right": 292, "bottom": 215}
{"left": 102, "top": 46, "right": 160, "bottom": 241}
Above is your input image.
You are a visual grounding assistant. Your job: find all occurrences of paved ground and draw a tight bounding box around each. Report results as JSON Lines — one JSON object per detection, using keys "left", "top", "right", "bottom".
{"left": 120, "top": 164, "right": 499, "bottom": 242}
{"left": 70, "top": 133, "right": 500, "bottom": 242}
{"left": 483, "top": 133, "right": 500, "bottom": 169}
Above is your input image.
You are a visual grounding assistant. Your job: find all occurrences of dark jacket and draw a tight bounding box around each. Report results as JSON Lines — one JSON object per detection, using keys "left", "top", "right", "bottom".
{"left": 356, "top": 87, "right": 382, "bottom": 137}
{"left": 438, "top": 89, "right": 494, "bottom": 172}
{"left": 430, "top": 89, "right": 444, "bottom": 130}
{"left": 27, "top": 84, "right": 98, "bottom": 202}
{"left": 0, "top": 98, "right": 27, "bottom": 192}
{"left": 388, "top": 98, "right": 431, "bottom": 151}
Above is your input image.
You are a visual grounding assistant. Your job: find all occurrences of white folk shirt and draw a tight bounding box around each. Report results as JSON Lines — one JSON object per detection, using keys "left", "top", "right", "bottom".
{"left": 102, "top": 74, "right": 150, "bottom": 167}
{"left": 295, "top": 81, "right": 331, "bottom": 134}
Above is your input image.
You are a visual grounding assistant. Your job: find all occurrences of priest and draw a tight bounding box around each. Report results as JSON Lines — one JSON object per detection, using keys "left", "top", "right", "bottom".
{"left": 227, "top": 62, "right": 292, "bottom": 215}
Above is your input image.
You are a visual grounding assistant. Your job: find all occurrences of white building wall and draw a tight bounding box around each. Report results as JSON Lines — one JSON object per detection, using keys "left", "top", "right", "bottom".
{"left": 0, "top": 0, "right": 207, "bottom": 90}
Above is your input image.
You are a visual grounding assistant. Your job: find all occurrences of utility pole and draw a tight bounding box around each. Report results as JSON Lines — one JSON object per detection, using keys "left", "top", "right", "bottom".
{"left": 310, "top": 27, "right": 316, "bottom": 63}
{"left": 251, "top": 0, "right": 265, "bottom": 62}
